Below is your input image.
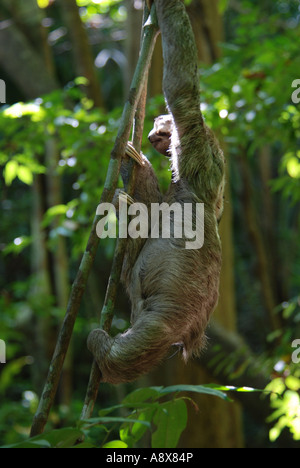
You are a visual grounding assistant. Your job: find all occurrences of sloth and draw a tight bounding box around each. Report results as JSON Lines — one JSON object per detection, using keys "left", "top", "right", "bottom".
{"left": 87, "top": 0, "right": 225, "bottom": 384}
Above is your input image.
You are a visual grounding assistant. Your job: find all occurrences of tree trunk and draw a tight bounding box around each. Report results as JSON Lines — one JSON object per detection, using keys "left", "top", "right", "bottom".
{"left": 58, "top": 0, "right": 104, "bottom": 108}
{"left": 258, "top": 146, "right": 288, "bottom": 303}
{"left": 29, "top": 175, "right": 54, "bottom": 390}
{"left": 148, "top": 35, "right": 163, "bottom": 97}
{"left": 188, "top": 0, "right": 224, "bottom": 63}
{"left": 45, "top": 137, "right": 72, "bottom": 406}
{"left": 239, "top": 149, "right": 281, "bottom": 331}
{"left": 124, "top": 0, "right": 144, "bottom": 93}
{"left": 0, "top": 20, "right": 58, "bottom": 99}
{"left": 1, "top": 0, "right": 55, "bottom": 75}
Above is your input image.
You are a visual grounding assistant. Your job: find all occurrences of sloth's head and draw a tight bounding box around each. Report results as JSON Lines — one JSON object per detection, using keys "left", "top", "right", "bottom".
{"left": 148, "top": 114, "right": 173, "bottom": 156}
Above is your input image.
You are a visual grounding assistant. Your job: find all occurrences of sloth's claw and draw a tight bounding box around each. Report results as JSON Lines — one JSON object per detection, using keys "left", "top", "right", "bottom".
{"left": 125, "top": 142, "right": 144, "bottom": 166}
{"left": 118, "top": 190, "right": 134, "bottom": 205}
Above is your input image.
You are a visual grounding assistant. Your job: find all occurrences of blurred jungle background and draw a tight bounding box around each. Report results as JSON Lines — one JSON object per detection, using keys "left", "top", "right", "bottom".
{"left": 0, "top": 0, "right": 300, "bottom": 449}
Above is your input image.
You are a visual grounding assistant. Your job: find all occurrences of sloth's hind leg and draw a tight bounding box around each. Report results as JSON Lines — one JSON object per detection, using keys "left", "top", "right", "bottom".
{"left": 87, "top": 314, "right": 173, "bottom": 384}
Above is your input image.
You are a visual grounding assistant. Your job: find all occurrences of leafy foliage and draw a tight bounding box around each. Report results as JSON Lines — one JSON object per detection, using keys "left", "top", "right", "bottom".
{"left": 262, "top": 297, "right": 300, "bottom": 442}
{"left": 201, "top": 0, "right": 300, "bottom": 201}
{"left": 1, "top": 384, "right": 259, "bottom": 448}
{"left": 266, "top": 373, "right": 300, "bottom": 442}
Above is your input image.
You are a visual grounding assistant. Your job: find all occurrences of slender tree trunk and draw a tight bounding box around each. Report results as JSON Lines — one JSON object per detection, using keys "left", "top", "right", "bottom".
{"left": 45, "top": 138, "right": 72, "bottom": 406}
{"left": 239, "top": 149, "right": 281, "bottom": 331}
{"left": 148, "top": 35, "right": 163, "bottom": 97}
{"left": 258, "top": 146, "right": 288, "bottom": 303}
{"left": 188, "top": 0, "right": 224, "bottom": 64}
{"left": 124, "top": 0, "right": 144, "bottom": 93}
{"left": 29, "top": 175, "right": 54, "bottom": 390}
{"left": 58, "top": 0, "right": 104, "bottom": 108}
{"left": 214, "top": 162, "right": 237, "bottom": 330}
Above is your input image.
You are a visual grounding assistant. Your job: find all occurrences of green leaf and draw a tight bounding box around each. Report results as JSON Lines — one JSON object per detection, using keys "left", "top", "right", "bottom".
{"left": 81, "top": 416, "right": 151, "bottom": 428}
{"left": 159, "top": 384, "right": 231, "bottom": 401}
{"left": 72, "top": 442, "right": 97, "bottom": 448}
{"left": 152, "top": 399, "right": 187, "bottom": 448}
{"left": 285, "top": 376, "right": 300, "bottom": 392}
{"left": 37, "top": 0, "right": 50, "bottom": 9}
{"left": 287, "top": 157, "right": 300, "bottom": 178}
{"left": 40, "top": 428, "right": 84, "bottom": 448}
{"left": 42, "top": 204, "right": 69, "bottom": 228}
{"left": 4, "top": 160, "right": 18, "bottom": 185}
{"left": 98, "top": 401, "right": 158, "bottom": 417}
{"left": 0, "top": 357, "right": 31, "bottom": 395}
{"left": 204, "top": 383, "right": 269, "bottom": 396}
{"left": 2, "top": 236, "right": 32, "bottom": 256}
{"left": 47, "top": 204, "right": 69, "bottom": 216}
{"left": 17, "top": 165, "right": 33, "bottom": 185}
{"left": 120, "top": 407, "right": 156, "bottom": 447}
{"left": 2, "top": 439, "right": 52, "bottom": 448}
{"left": 3, "top": 428, "right": 84, "bottom": 448}
{"left": 122, "top": 387, "right": 163, "bottom": 405}
{"left": 74, "top": 76, "right": 90, "bottom": 86}
{"left": 102, "top": 440, "right": 128, "bottom": 448}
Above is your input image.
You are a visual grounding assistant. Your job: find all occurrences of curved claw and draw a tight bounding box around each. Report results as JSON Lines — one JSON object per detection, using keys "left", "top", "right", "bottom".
{"left": 118, "top": 190, "right": 134, "bottom": 206}
{"left": 125, "top": 142, "right": 144, "bottom": 166}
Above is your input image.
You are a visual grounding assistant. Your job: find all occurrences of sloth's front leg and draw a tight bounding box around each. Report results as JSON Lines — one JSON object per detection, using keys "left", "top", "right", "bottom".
{"left": 121, "top": 142, "right": 162, "bottom": 208}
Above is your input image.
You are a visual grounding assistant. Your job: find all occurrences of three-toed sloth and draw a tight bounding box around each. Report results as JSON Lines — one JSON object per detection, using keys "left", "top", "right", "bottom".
{"left": 87, "top": 0, "right": 225, "bottom": 384}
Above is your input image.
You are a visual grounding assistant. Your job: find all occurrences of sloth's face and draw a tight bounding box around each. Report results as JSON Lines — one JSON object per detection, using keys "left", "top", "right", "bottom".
{"left": 148, "top": 115, "right": 173, "bottom": 157}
